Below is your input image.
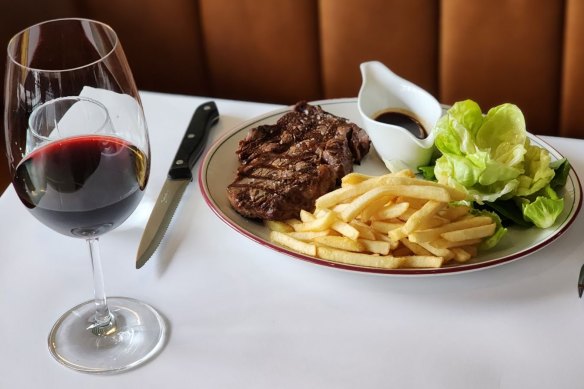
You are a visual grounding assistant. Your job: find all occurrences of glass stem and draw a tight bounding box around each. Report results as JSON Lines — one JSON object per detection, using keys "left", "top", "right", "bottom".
{"left": 87, "top": 237, "right": 114, "bottom": 334}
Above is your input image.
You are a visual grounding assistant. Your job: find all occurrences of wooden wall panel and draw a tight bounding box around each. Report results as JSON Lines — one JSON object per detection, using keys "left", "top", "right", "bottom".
{"left": 560, "top": 0, "right": 584, "bottom": 138}
{"left": 320, "top": 0, "right": 439, "bottom": 100}
{"left": 200, "top": 0, "right": 321, "bottom": 104}
{"left": 440, "top": 0, "right": 564, "bottom": 135}
{"left": 2, "top": 0, "right": 584, "bottom": 193}
{"left": 84, "top": 0, "right": 209, "bottom": 96}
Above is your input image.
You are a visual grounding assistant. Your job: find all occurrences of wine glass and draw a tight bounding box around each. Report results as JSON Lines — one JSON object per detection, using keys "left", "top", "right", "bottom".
{"left": 3, "top": 18, "right": 166, "bottom": 373}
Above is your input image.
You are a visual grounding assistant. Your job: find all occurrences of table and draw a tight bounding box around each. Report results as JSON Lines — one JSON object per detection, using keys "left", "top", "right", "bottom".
{"left": 1, "top": 91, "right": 584, "bottom": 388}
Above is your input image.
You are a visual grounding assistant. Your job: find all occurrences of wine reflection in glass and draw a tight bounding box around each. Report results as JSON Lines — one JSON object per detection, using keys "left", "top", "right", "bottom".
{"left": 3, "top": 18, "right": 166, "bottom": 373}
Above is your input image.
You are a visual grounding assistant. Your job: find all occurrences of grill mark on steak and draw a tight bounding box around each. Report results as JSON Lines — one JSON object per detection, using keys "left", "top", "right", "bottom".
{"left": 227, "top": 102, "right": 370, "bottom": 220}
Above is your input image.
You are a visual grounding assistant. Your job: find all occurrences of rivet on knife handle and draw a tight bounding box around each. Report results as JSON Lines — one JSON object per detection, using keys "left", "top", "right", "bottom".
{"left": 169, "top": 102, "right": 219, "bottom": 180}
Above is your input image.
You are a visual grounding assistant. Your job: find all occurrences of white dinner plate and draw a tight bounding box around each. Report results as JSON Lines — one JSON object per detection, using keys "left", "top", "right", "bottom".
{"left": 199, "top": 98, "right": 582, "bottom": 275}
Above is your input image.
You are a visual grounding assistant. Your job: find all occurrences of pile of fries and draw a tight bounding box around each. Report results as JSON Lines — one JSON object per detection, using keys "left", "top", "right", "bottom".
{"left": 266, "top": 170, "right": 497, "bottom": 269}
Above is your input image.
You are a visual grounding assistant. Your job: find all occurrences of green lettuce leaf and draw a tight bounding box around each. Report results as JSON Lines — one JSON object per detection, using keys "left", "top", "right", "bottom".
{"left": 550, "top": 158, "right": 570, "bottom": 190}
{"left": 479, "top": 199, "right": 532, "bottom": 227}
{"left": 432, "top": 100, "right": 564, "bottom": 232}
{"left": 433, "top": 101, "right": 527, "bottom": 203}
{"left": 514, "top": 139, "right": 554, "bottom": 197}
{"left": 417, "top": 165, "right": 436, "bottom": 181}
{"left": 520, "top": 193, "right": 564, "bottom": 229}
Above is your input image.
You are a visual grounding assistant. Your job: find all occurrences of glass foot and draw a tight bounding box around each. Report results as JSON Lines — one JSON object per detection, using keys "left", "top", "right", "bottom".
{"left": 48, "top": 297, "right": 167, "bottom": 374}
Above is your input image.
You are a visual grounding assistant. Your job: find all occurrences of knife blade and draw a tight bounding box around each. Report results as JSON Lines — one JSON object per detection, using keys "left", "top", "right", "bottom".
{"left": 136, "top": 101, "right": 219, "bottom": 268}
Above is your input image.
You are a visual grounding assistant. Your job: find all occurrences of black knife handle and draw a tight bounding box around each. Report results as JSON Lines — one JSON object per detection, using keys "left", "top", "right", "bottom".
{"left": 168, "top": 101, "right": 219, "bottom": 180}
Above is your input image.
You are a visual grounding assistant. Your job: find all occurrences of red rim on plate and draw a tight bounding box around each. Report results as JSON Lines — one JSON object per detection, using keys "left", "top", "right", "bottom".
{"left": 198, "top": 98, "right": 583, "bottom": 276}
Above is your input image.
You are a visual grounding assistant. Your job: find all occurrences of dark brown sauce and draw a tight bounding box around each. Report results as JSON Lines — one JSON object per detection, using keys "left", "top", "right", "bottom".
{"left": 374, "top": 110, "right": 427, "bottom": 139}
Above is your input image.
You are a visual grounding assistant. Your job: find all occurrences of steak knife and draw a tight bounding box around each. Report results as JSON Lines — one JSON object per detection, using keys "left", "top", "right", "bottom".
{"left": 136, "top": 101, "right": 219, "bottom": 269}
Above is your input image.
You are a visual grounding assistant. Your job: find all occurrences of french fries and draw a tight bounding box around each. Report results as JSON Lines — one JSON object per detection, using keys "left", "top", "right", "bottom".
{"left": 267, "top": 170, "right": 497, "bottom": 269}
{"left": 269, "top": 231, "right": 316, "bottom": 256}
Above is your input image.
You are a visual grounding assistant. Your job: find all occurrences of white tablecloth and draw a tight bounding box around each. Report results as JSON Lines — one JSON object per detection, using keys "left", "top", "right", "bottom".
{"left": 1, "top": 91, "right": 584, "bottom": 388}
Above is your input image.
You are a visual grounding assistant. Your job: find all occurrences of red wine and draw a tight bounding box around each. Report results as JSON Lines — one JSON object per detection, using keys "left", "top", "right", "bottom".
{"left": 13, "top": 135, "right": 149, "bottom": 237}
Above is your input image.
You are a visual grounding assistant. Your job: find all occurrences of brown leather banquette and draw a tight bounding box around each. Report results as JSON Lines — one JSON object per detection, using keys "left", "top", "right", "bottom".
{"left": 1, "top": 0, "right": 583, "bottom": 191}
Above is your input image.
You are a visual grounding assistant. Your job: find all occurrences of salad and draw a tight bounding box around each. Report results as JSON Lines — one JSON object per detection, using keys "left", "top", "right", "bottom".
{"left": 419, "top": 100, "right": 570, "bottom": 248}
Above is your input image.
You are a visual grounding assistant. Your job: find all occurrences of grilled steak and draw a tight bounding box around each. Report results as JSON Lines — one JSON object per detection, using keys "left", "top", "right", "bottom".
{"left": 227, "top": 102, "right": 370, "bottom": 220}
